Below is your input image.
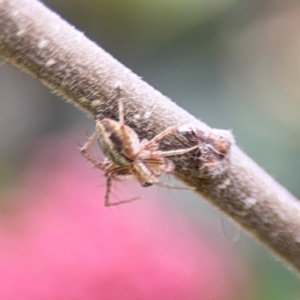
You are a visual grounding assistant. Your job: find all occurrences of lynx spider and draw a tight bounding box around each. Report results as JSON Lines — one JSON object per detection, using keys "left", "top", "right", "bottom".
{"left": 80, "top": 90, "right": 197, "bottom": 206}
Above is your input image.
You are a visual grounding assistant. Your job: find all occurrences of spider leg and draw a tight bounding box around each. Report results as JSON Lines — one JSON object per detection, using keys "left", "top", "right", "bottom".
{"left": 154, "top": 145, "right": 198, "bottom": 157}
{"left": 155, "top": 181, "right": 195, "bottom": 190}
{"left": 132, "top": 159, "right": 158, "bottom": 187}
{"left": 116, "top": 91, "right": 138, "bottom": 158}
{"left": 100, "top": 166, "right": 142, "bottom": 206}
{"left": 136, "top": 122, "right": 188, "bottom": 154}
{"left": 113, "top": 86, "right": 125, "bottom": 129}
{"left": 118, "top": 97, "right": 132, "bottom": 147}
{"left": 104, "top": 175, "right": 113, "bottom": 206}
{"left": 80, "top": 131, "right": 97, "bottom": 155}
{"left": 80, "top": 131, "right": 107, "bottom": 169}
{"left": 104, "top": 173, "right": 143, "bottom": 207}
{"left": 118, "top": 97, "right": 125, "bottom": 127}
{"left": 144, "top": 157, "right": 174, "bottom": 175}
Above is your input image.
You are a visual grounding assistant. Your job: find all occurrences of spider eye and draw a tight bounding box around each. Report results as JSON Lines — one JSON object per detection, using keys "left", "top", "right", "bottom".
{"left": 142, "top": 182, "right": 153, "bottom": 187}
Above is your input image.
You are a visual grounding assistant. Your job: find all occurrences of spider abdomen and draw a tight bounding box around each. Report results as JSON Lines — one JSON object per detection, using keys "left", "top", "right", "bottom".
{"left": 96, "top": 118, "right": 140, "bottom": 167}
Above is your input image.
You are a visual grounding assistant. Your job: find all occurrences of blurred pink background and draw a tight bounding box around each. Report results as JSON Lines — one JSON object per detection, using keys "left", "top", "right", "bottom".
{"left": 0, "top": 133, "right": 247, "bottom": 300}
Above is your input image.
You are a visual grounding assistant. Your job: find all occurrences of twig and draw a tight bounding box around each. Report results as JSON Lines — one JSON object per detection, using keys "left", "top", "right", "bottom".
{"left": 1, "top": 0, "right": 300, "bottom": 273}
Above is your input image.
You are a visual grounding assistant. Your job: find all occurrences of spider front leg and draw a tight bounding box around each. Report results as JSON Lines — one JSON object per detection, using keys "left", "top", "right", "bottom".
{"left": 116, "top": 96, "right": 139, "bottom": 157}
{"left": 104, "top": 168, "right": 142, "bottom": 207}
{"left": 155, "top": 145, "right": 198, "bottom": 157}
{"left": 80, "top": 131, "right": 108, "bottom": 170}
{"left": 104, "top": 175, "right": 113, "bottom": 206}
{"left": 135, "top": 124, "right": 182, "bottom": 154}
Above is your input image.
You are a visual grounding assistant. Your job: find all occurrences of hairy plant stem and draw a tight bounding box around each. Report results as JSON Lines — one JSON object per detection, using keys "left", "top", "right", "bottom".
{"left": 1, "top": 0, "right": 300, "bottom": 273}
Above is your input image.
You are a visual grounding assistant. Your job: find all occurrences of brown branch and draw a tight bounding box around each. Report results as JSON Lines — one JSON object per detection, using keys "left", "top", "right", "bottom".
{"left": 1, "top": 0, "right": 300, "bottom": 272}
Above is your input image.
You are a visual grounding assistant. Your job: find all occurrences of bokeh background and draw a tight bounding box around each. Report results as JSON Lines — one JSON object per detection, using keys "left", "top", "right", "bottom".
{"left": 1, "top": 0, "right": 300, "bottom": 299}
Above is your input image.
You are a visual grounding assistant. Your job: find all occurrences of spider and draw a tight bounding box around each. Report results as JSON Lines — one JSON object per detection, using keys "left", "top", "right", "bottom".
{"left": 80, "top": 93, "right": 197, "bottom": 206}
